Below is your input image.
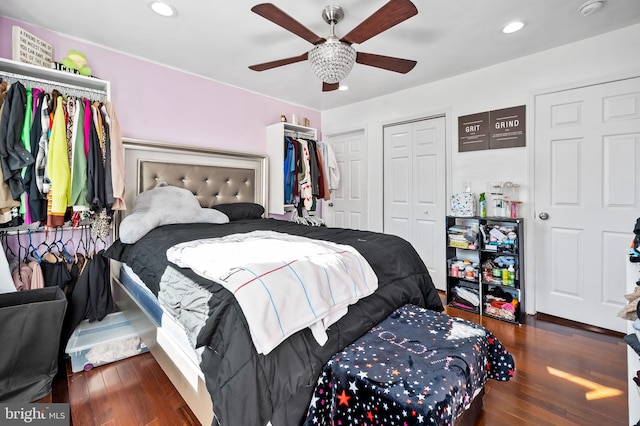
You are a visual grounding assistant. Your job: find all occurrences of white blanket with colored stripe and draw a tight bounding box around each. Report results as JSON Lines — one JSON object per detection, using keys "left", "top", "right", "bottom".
{"left": 166, "top": 230, "right": 378, "bottom": 355}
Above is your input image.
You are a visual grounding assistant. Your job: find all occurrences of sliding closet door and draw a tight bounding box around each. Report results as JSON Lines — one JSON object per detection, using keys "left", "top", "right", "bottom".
{"left": 383, "top": 116, "right": 446, "bottom": 291}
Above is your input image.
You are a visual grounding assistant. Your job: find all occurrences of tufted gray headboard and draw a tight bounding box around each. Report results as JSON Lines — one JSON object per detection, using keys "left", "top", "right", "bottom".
{"left": 138, "top": 161, "right": 257, "bottom": 208}
{"left": 121, "top": 138, "right": 268, "bottom": 218}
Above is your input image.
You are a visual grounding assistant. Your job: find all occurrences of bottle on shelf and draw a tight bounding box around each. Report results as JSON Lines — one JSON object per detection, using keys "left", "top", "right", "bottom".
{"left": 507, "top": 264, "right": 515, "bottom": 286}
{"left": 479, "top": 192, "right": 486, "bottom": 217}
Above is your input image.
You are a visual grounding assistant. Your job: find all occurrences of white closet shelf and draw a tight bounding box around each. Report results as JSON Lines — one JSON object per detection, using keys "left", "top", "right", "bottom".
{"left": 0, "top": 57, "right": 110, "bottom": 97}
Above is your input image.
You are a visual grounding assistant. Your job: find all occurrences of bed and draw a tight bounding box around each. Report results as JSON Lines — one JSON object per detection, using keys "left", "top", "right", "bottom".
{"left": 105, "top": 139, "right": 510, "bottom": 426}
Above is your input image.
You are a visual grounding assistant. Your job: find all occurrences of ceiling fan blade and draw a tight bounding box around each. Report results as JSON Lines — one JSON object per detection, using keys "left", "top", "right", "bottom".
{"left": 340, "top": 0, "right": 418, "bottom": 45}
{"left": 322, "top": 82, "right": 340, "bottom": 92}
{"left": 249, "top": 52, "right": 309, "bottom": 71}
{"left": 356, "top": 52, "right": 417, "bottom": 74}
{"left": 251, "top": 3, "right": 325, "bottom": 45}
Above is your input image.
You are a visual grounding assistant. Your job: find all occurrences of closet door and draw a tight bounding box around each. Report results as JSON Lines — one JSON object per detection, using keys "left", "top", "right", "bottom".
{"left": 323, "top": 129, "right": 367, "bottom": 230}
{"left": 384, "top": 116, "right": 446, "bottom": 291}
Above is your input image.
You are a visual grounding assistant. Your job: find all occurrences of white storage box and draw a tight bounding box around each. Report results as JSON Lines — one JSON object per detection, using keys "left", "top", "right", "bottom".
{"left": 450, "top": 192, "right": 476, "bottom": 217}
{"left": 65, "top": 312, "right": 148, "bottom": 373}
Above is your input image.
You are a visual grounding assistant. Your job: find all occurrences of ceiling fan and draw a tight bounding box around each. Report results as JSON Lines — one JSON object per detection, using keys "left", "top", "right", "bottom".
{"left": 249, "top": 0, "right": 418, "bottom": 92}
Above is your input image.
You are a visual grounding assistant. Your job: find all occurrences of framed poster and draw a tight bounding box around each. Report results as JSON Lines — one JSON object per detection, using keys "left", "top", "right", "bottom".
{"left": 458, "top": 111, "right": 490, "bottom": 152}
{"left": 490, "top": 105, "right": 526, "bottom": 149}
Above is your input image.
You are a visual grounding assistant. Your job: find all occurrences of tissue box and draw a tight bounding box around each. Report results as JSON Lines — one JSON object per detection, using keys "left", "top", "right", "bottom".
{"left": 451, "top": 193, "right": 476, "bottom": 217}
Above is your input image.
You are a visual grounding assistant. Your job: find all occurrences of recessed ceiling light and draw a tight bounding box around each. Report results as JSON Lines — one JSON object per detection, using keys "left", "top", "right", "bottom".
{"left": 148, "top": 1, "right": 177, "bottom": 17}
{"left": 502, "top": 21, "right": 525, "bottom": 34}
{"left": 338, "top": 84, "right": 349, "bottom": 91}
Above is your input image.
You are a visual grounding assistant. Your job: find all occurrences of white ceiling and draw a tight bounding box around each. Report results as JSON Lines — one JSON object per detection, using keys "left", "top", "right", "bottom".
{"left": 1, "top": 0, "right": 639, "bottom": 111}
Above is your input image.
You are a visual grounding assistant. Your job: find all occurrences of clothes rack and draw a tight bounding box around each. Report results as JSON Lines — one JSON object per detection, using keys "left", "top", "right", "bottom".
{"left": 0, "top": 57, "right": 120, "bottom": 234}
{"left": 284, "top": 128, "right": 316, "bottom": 140}
{"left": 0, "top": 70, "right": 108, "bottom": 100}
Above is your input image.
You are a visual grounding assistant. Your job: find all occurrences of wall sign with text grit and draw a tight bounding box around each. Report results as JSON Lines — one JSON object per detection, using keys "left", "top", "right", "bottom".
{"left": 458, "top": 105, "right": 526, "bottom": 152}
{"left": 458, "top": 111, "right": 490, "bottom": 152}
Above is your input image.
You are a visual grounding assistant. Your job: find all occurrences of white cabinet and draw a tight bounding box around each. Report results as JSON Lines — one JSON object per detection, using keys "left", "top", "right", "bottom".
{"left": 265, "top": 122, "right": 317, "bottom": 215}
{"left": 627, "top": 257, "right": 640, "bottom": 425}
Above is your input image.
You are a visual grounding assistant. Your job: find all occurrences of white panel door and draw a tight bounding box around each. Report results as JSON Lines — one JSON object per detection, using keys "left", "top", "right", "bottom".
{"left": 384, "top": 117, "right": 447, "bottom": 290}
{"left": 383, "top": 123, "right": 412, "bottom": 240}
{"left": 323, "top": 130, "right": 367, "bottom": 230}
{"left": 534, "top": 76, "right": 640, "bottom": 332}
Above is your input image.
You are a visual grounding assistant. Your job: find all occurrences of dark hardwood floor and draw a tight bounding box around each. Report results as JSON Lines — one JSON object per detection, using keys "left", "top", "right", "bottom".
{"left": 38, "top": 353, "right": 199, "bottom": 426}
{"left": 449, "top": 307, "right": 628, "bottom": 426}
{"left": 40, "top": 302, "right": 629, "bottom": 426}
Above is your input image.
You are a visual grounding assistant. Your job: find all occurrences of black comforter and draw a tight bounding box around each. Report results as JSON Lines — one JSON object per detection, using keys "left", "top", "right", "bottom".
{"left": 105, "top": 218, "right": 443, "bottom": 426}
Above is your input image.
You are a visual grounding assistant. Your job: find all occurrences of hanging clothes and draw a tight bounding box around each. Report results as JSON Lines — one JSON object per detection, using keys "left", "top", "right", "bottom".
{"left": 99, "top": 104, "right": 114, "bottom": 211}
{"left": 0, "top": 81, "right": 22, "bottom": 218}
{"left": 315, "top": 144, "right": 330, "bottom": 201}
{"left": 11, "top": 261, "right": 32, "bottom": 291}
{"left": 284, "top": 137, "right": 296, "bottom": 205}
{"left": 19, "top": 87, "right": 33, "bottom": 222}
{"left": 283, "top": 135, "right": 336, "bottom": 212}
{"left": 0, "top": 71, "right": 121, "bottom": 231}
{"left": 62, "top": 250, "right": 113, "bottom": 349}
{"left": 104, "top": 101, "right": 126, "bottom": 211}
{"left": 25, "top": 91, "right": 48, "bottom": 222}
{"left": 47, "top": 95, "right": 70, "bottom": 228}
{"left": 28, "top": 260, "right": 44, "bottom": 289}
{"left": 319, "top": 141, "right": 340, "bottom": 191}
{"left": 304, "top": 138, "right": 321, "bottom": 200}
{"left": 86, "top": 105, "right": 106, "bottom": 212}
{"left": 34, "top": 92, "right": 50, "bottom": 200}
{"left": 40, "top": 255, "right": 72, "bottom": 292}
{"left": 0, "top": 82, "right": 35, "bottom": 200}
{"left": 69, "top": 97, "right": 88, "bottom": 210}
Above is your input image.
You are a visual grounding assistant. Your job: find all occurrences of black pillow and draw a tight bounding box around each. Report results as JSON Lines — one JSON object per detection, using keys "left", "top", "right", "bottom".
{"left": 212, "top": 202, "right": 265, "bottom": 221}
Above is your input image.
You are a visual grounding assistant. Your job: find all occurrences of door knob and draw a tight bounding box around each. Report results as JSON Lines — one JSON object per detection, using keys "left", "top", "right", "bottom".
{"left": 424, "top": 210, "right": 429, "bottom": 214}
{"left": 328, "top": 202, "right": 334, "bottom": 207}
{"left": 539, "top": 212, "right": 549, "bottom": 220}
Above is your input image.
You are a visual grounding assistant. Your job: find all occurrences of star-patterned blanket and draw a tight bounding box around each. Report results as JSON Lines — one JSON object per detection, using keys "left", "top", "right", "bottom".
{"left": 304, "top": 304, "right": 514, "bottom": 425}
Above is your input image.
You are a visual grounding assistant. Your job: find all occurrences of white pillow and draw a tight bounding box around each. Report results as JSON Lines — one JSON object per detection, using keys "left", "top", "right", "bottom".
{"left": 119, "top": 183, "right": 229, "bottom": 244}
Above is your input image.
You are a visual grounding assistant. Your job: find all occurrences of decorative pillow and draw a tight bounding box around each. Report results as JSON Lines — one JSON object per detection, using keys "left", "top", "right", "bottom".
{"left": 211, "top": 202, "right": 265, "bottom": 221}
{"left": 119, "top": 183, "right": 229, "bottom": 244}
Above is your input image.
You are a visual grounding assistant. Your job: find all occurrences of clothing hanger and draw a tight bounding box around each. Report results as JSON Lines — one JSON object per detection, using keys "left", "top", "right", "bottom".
{"left": 64, "top": 231, "right": 77, "bottom": 262}
{"left": 0, "top": 232, "right": 16, "bottom": 260}
{"left": 28, "top": 229, "right": 42, "bottom": 264}
{"left": 56, "top": 228, "right": 73, "bottom": 264}
{"left": 40, "top": 228, "right": 62, "bottom": 263}
{"left": 77, "top": 226, "right": 89, "bottom": 258}
{"left": 95, "top": 236, "right": 107, "bottom": 253}
{"left": 17, "top": 231, "right": 30, "bottom": 263}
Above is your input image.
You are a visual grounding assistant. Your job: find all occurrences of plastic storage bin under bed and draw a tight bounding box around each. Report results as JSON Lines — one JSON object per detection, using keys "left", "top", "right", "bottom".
{"left": 65, "top": 311, "right": 148, "bottom": 373}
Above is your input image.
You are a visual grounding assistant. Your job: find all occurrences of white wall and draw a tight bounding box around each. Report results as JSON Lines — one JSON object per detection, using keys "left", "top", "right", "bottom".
{"left": 321, "top": 23, "right": 640, "bottom": 313}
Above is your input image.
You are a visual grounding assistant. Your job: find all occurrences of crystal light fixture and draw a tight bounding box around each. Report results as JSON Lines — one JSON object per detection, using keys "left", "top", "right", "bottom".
{"left": 308, "top": 5, "right": 356, "bottom": 84}
{"left": 309, "top": 36, "right": 356, "bottom": 84}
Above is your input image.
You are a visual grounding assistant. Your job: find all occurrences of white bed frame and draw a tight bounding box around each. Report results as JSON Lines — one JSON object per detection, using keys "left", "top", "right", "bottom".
{"left": 110, "top": 139, "right": 268, "bottom": 425}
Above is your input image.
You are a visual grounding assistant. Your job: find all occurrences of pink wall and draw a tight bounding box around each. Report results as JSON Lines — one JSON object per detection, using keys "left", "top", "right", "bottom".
{"left": 0, "top": 16, "right": 321, "bottom": 154}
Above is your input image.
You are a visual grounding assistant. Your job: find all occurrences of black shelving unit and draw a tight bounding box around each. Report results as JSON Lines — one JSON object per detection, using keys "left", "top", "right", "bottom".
{"left": 446, "top": 216, "right": 524, "bottom": 324}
